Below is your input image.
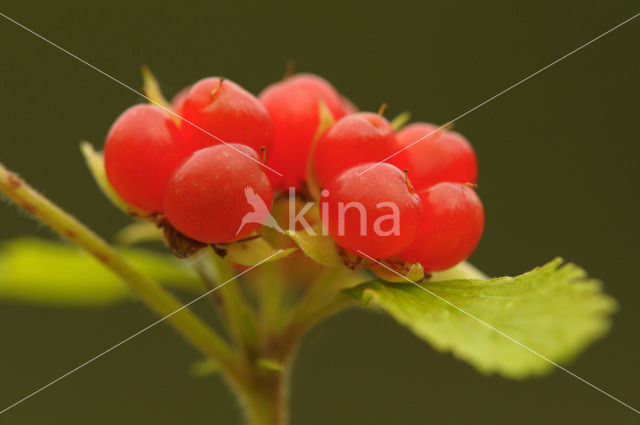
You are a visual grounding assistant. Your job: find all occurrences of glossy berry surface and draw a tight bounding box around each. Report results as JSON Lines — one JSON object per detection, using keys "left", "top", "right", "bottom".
{"left": 259, "top": 73, "right": 348, "bottom": 190}
{"left": 313, "top": 112, "right": 406, "bottom": 189}
{"left": 179, "top": 77, "right": 274, "bottom": 156}
{"left": 104, "top": 104, "right": 185, "bottom": 212}
{"left": 321, "top": 163, "right": 422, "bottom": 259}
{"left": 396, "top": 123, "right": 478, "bottom": 191}
{"left": 163, "top": 144, "right": 273, "bottom": 244}
{"left": 400, "top": 182, "right": 484, "bottom": 271}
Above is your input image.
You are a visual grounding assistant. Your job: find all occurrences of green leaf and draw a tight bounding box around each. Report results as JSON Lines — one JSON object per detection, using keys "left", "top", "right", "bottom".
{"left": 389, "top": 111, "right": 411, "bottom": 131}
{"left": 140, "top": 65, "right": 172, "bottom": 112}
{"left": 189, "top": 358, "right": 220, "bottom": 378}
{"left": 80, "top": 142, "right": 154, "bottom": 219}
{"left": 306, "top": 99, "right": 335, "bottom": 200}
{"left": 257, "top": 358, "right": 284, "bottom": 372}
{"left": 0, "top": 238, "right": 202, "bottom": 307}
{"left": 430, "top": 261, "right": 488, "bottom": 282}
{"left": 346, "top": 259, "right": 616, "bottom": 378}
{"left": 115, "top": 221, "right": 163, "bottom": 246}
{"left": 286, "top": 226, "right": 343, "bottom": 267}
{"left": 214, "top": 237, "right": 297, "bottom": 266}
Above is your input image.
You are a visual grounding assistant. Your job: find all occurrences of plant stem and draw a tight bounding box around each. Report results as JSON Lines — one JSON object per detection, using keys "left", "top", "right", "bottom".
{"left": 289, "top": 267, "right": 345, "bottom": 318}
{"left": 258, "top": 260, "right": 284, "bottom": 334}
{"left": 240, "top": 363, "right": 292, "bottom": 425}
{"left": 235, "top": 258, "right": 490, "bottom": 425}
{"left": 0, "top": 164, "right": 238, "bottom": 374}
{"left": 208, "top": 249, "right": 259, "bottom": 355}
{"left": 285, "top": 266, "right": 360, "bottom": 330}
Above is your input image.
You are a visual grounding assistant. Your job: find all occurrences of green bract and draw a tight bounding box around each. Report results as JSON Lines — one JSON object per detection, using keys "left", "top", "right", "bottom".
{"left": 80, "top": 142, "right": 154, "bottom": 219}
{"left": 285, "top": 226, "right": 343, "bottom": 267}
{"left": 215, "top": 237, "right": 296, "bottom": 267}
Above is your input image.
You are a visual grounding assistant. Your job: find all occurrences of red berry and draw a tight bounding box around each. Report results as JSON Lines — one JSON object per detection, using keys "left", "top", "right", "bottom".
{"left": 104, "top": 104, "right": 185, "bottom": 212}
{"left": 259, "top": 73, "right": 348, "bottom": 190}
{"left": 313, "top": 112, "right": 407, "bottom": 189}
{"left": 400, "top": 182, "right": 484, "bottom": 271}
{"left": 396, "top": 123, "right": 478, "bottom": 190}
{"left": 321, "top": 163, "right": 422, "bottom": 259}
{"left": 163, "top": 144, "right": 273, "bottom": 244}
{"left": 179, "top": 77, "right": 274, "bottom": 156}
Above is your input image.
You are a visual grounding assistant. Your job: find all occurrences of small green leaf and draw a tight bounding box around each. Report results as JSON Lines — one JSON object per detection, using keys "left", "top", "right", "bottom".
{"left": 346, "top": 259, "right": 616, "bottom": 378}
{"left": 286, "top": 226, "right": 343, "bottom": 267}
{"left": 371, "top": 260, "right": 424, "bottom": 283}
{"left": 115, "top": 221, "right": 162, "bottom": 246}
{"left": 257, "top": 358, "right": 284, "bottom": 372}
{"left": 306, "top": 99, "right": 335, "bottom": 200}
{"left": 214, "top": 237, "right": 296, "bottom": 266}
{"left": 140, "top": 65, "right": 173, "bottom": 113}
{"left": 80, "top": 142, "right": 154, "bottom": 219}
{"left": 189, "top": 358, "right": 220, "bottom": 378}
{"left": 0, "top": 238, "right": 202, "bottom": 307}
{"left": 389, "top": 111, "right": 411, "bottom": 131}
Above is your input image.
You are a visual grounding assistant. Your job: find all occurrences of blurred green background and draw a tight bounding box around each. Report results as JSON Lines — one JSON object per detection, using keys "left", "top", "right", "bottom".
{"left": 1, "top": 1, "right": 638, "bottom": 423}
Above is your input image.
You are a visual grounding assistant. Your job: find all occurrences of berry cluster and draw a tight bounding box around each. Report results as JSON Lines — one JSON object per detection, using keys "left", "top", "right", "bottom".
{"left": 104, "top": 77, "right": 274, "bottom": 244}
{"left": 316, "top": 117, "right": 483, "bottom": 270}
{"left": 103, "top": 72, "right": 484, "bottom": 271}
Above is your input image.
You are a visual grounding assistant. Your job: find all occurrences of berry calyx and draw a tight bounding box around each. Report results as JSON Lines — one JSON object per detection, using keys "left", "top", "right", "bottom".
{"left": 400, "top": 182, "right": 484, "bottom": 271}
{"left": 259, "top": 73, "right": 348, "bottom": 190}
{"left": 179, "top": 77, "right": 274, "bottom": 156}
{"left": 321, "top": 163, "right": 422, "bottom": 259}
{"left": 163, "top": 144, "right": 273, "bottom": 244}
{"left": 396, "top": 123, "right": 478, "bottom": 191}
{"left": 312, "top": 112, "right": 407, "bottom": 189}
{"left": 104, "top": 104, "right": 185, "bottom": 212}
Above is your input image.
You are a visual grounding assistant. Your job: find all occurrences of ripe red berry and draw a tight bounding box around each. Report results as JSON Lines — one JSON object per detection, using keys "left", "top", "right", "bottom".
{"left": 179, "top": 77, "right": 274, "bottom": 156}
{"left": 321, "top": 163, "right": 422, "bottom": 259}
{"left": 104, "top": 104, "right": 185, "bottom": 212}
{"left": 313, "top": 112, "right": 407, "bottom": 189}
{"left": 259, "top": 73, "right": 348, "bottom": 190}
{"left": 400, "top": 182, "right": 484, "bottom": 271}
{"left": 163, "top": 144, "right": 273, "bottom": 244}
{"left": 396, "top": 123, "right": 478, "bottom": 190}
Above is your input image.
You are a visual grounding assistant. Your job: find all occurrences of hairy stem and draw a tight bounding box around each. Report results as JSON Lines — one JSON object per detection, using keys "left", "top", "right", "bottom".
{"left": 0, "top": 164, "right": 238, "bottom": 375}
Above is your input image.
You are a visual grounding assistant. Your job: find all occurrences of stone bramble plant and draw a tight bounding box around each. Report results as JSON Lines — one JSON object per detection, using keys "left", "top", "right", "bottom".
{"left": 0, "top": 68, "right": 616, "bottom": 425}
